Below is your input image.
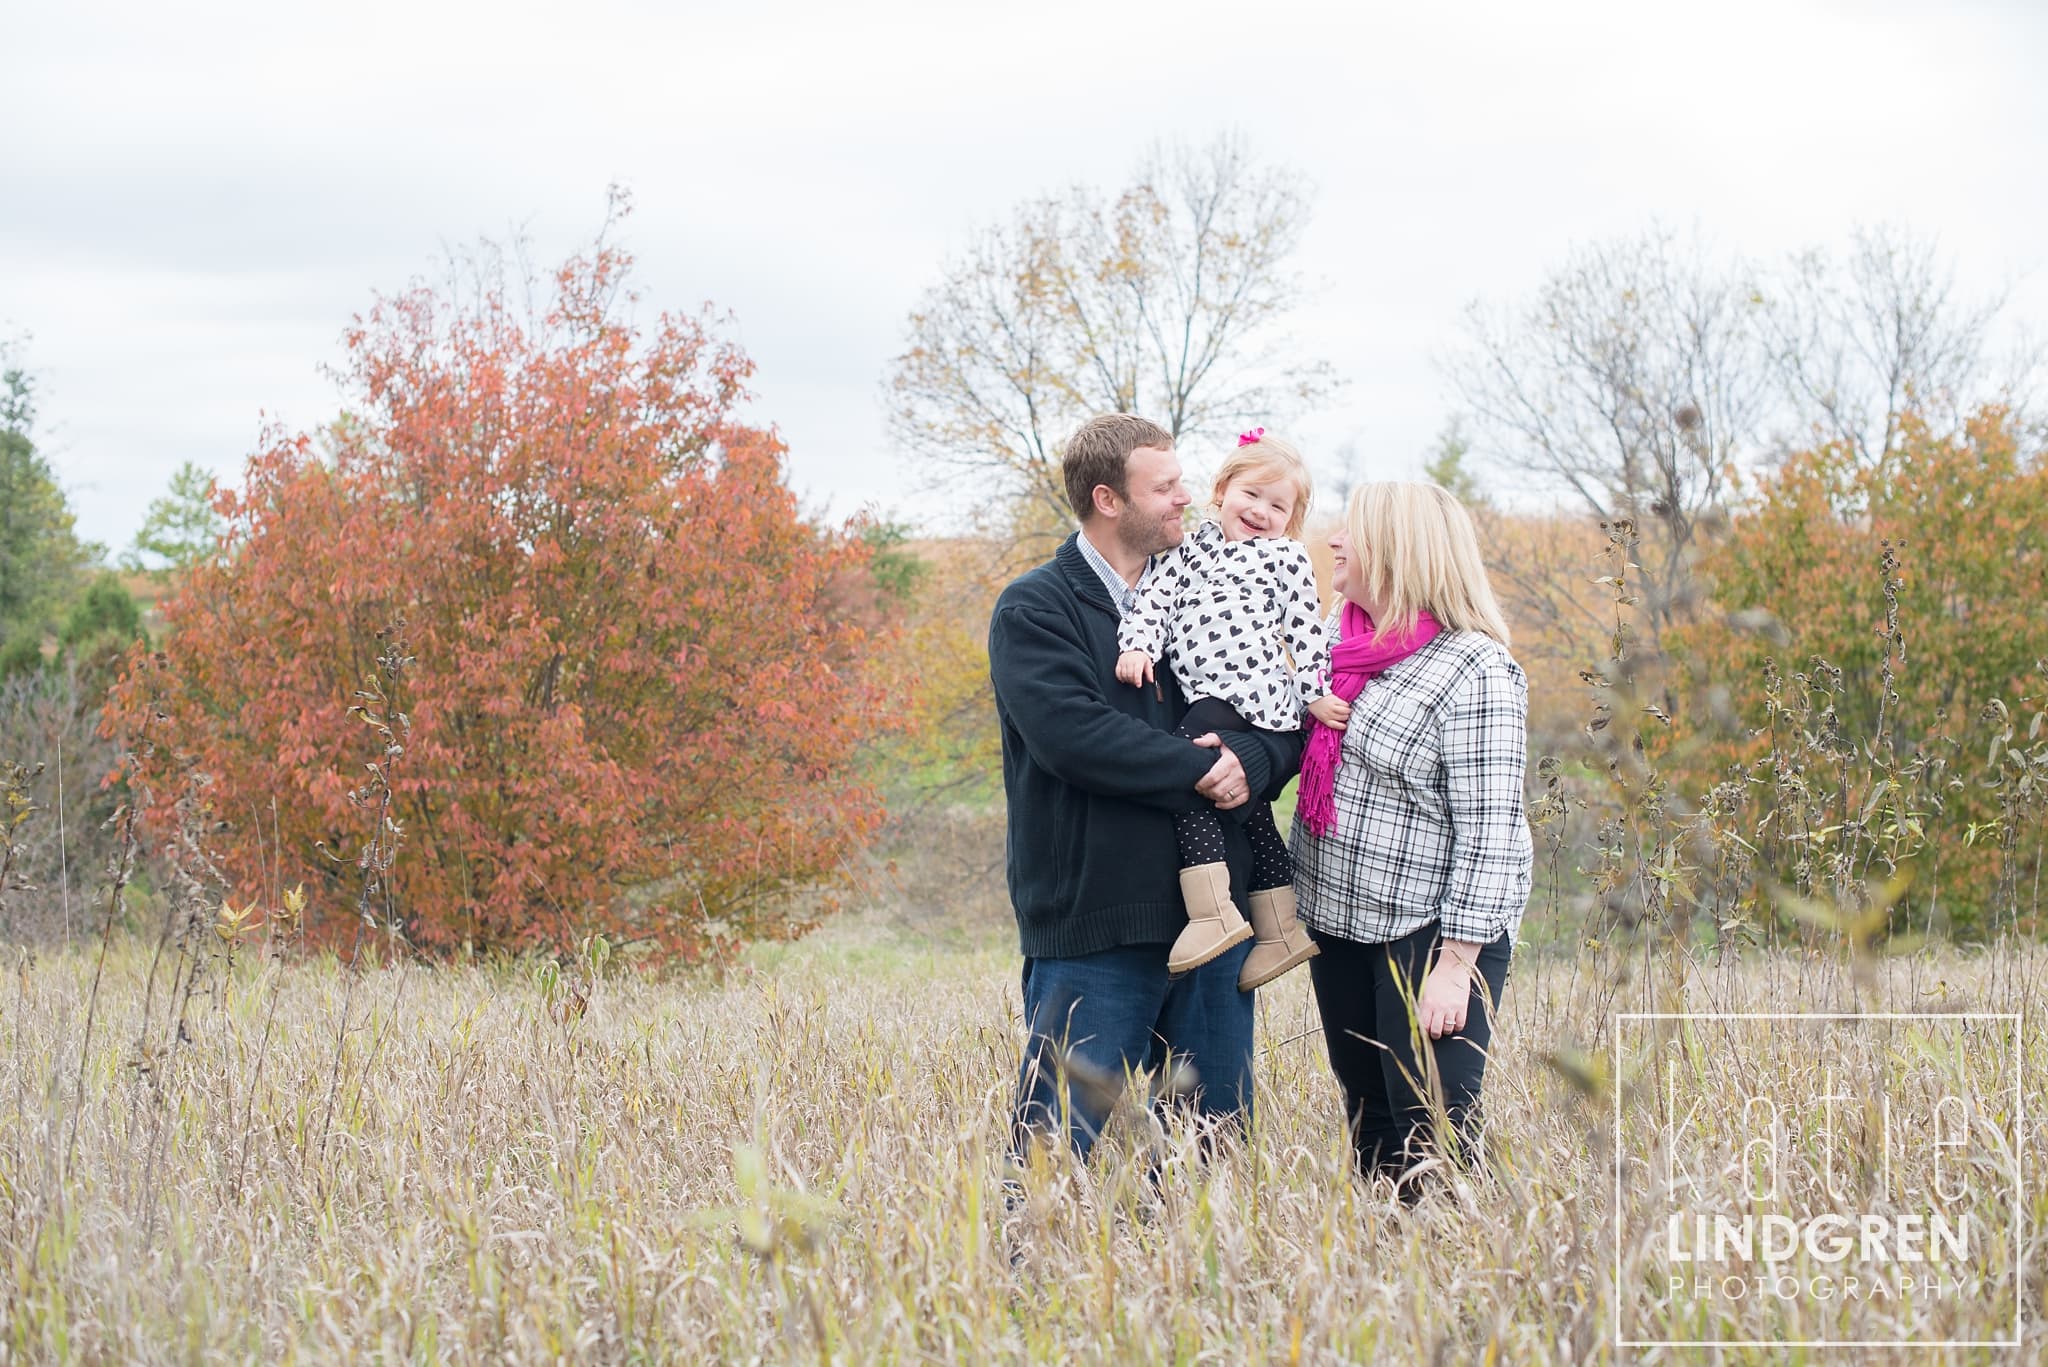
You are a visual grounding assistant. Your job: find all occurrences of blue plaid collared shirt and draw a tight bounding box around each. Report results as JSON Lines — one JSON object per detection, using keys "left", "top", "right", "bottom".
{"left": 1075, "top": 529, "right": 1151, "bottom": 616}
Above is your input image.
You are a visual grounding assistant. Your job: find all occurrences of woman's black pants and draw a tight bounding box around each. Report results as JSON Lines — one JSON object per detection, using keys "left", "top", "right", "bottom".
{"left": 1307, "top": 920, "right": 1512, "bottom": 1196}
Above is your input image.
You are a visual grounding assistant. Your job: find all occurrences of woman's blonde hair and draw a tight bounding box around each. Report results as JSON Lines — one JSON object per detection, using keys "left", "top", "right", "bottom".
{"left": 1343, "top": 481, "right": 1511, "bottom": 646}
{"left": 1209, "top": 435, "right": 1313, "bottom": 539}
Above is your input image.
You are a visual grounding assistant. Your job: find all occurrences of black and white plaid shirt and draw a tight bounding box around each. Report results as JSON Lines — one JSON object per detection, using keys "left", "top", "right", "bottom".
{"left": 1290, "top": 626, "right": 1533, "bottom": 946}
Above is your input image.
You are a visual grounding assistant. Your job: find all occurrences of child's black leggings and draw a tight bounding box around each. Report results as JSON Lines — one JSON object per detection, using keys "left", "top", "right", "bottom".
{"left": 1173, "top": 697, "right": 1292, "bottom": 891}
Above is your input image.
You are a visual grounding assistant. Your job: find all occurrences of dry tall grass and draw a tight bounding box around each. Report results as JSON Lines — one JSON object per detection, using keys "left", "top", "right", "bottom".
{"left": 2, "top": 896, "right": 2039, "bottom": 1363}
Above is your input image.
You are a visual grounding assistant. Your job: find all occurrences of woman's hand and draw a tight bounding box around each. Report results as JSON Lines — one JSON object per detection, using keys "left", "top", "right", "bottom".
{"left": 1418, "top": 942, "right": 1481, "bottom": 1039}
{"left": 1115, "top": 650, "right": 1156, "bottom": 688}
{"left": 1307, "top": 694, "right": 1351, "bottom": 730}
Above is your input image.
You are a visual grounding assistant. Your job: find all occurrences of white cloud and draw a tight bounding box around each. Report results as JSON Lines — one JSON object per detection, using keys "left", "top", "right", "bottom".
{"left": 6, "top": 0, "right": 2044, "bottom": 548}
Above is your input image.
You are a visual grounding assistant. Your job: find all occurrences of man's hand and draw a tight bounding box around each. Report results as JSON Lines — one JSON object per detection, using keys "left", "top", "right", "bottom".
{"left": 1115, "top": 650, "right": 1156, "bottom": 688}
{"left": 1419, "top": 941, "right": 1482, "bottom": 1038}
{"left": 1191, "top": 732, "right": 1250, "bottom": 810}
{"left": 1307, "top": 694, "right": 1352, "bottom": 731}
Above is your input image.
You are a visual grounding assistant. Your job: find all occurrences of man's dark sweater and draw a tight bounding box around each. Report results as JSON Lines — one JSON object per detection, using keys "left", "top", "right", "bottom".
{"left": 988, "top": 533, "right": 1306, "bottom": 959}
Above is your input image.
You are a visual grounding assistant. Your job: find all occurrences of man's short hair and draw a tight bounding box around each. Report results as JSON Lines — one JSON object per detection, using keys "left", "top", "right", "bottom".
{"left": 1062, "top": 414, "right": 1175, "bottom": 521}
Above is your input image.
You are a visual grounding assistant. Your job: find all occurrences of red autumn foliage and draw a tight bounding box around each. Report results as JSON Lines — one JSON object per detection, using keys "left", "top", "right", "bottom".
{"left": 111, "top": 225, "right": 897, "bottom": 961}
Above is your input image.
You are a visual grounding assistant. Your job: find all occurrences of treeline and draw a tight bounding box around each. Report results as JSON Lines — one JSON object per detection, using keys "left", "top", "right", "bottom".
{"left": 879, "top": 399, "right": 2048, "bottom": 943}
{"left": 3, "top": 147, "right": 2042, "bottom": 959}
{"left": 879, "top": 159, "right": 2048, "bottom": 941}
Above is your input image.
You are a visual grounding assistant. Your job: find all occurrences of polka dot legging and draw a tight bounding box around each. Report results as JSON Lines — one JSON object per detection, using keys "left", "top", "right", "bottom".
{"left": 1173, "top": 696, "right": 1293, "bottom": 892}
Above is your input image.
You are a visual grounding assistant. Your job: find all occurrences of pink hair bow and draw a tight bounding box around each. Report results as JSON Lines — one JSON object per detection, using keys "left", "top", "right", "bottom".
{"left": 1236, "top": 427, "right": 1265, "bottom": 447}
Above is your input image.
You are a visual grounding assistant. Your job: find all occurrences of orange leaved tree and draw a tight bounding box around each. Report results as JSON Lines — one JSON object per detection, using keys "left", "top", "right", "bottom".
{"left": 112, "top": 225, "right": 897, "bottom": 960}
{"left": 1665, "top": 406, "right": 2048, "bottom": 935}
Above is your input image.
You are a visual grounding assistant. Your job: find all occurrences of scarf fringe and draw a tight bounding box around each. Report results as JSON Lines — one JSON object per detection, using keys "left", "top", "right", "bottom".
{"left": 1297, "top": 725, "right": 1342, "bottom": 836}
{"left": 1293, "top": 604, "right": 1441, "bottom": 842}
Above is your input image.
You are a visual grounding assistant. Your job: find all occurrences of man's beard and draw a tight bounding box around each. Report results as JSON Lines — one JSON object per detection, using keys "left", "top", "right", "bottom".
{"left": 1116, "top": 510, "right": 1181, "bottom": 560}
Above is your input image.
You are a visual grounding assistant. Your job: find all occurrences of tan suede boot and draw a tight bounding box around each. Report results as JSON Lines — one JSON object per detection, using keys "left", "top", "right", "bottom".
{"left": 1238, "top": 885, "right": 1319, "bottom": 991}
{"left": 1167, "top": 862, "right": 1254, "bottom": 975}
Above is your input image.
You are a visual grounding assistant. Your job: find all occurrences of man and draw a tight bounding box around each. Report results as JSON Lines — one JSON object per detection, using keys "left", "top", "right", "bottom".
{"left": 989, "top": 413, "right": 1305, "bottom": 1159}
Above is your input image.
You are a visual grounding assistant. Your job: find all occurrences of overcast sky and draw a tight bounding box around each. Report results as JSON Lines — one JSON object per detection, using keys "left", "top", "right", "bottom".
{"left": 8, "top": 0, "right": 2045, "bottom": 552}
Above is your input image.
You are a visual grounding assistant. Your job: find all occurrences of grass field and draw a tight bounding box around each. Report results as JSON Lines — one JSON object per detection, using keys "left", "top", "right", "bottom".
{"left": 2, "top": 865, "right": 2042, "bottom": 1363}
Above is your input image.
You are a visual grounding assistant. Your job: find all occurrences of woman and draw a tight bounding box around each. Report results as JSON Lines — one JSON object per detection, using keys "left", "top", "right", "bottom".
{"left": 1289, "top": 481, "right": 1532, "bottom": 1196}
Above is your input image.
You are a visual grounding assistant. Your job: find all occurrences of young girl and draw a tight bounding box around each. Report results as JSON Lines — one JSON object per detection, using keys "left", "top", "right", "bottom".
{"left": 1115, "top": 430, "right": 1344, "bottom": 989}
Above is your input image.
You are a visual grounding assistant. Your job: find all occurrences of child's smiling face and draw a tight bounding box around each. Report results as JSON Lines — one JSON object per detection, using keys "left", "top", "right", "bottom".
{"left": 1216, "top": 467, "right": 1299, "bottom": 542}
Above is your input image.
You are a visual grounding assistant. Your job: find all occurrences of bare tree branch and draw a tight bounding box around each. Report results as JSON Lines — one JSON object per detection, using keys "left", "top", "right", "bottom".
{"left": 1445, "top": 222, "right": 2036, "bottom": 681}
{"left": 1445, "top": 226, "right": 1767, "bottom": 651}
{"left": 887, "top": 133, "right": 1342, "bottom": 528}
{"left": 1757, "top": 224, "right": 2033, "bottom": 470}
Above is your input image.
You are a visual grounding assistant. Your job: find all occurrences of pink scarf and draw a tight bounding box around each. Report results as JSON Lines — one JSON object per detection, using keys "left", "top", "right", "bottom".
{"left": 1296, "top": 602, "right": 1442, "bottom": 837}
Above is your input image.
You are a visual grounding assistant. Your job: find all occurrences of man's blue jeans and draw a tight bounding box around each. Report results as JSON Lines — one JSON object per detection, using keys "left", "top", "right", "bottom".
{"left": 1012, "top": 940, "right": 1256, "bottom": 1161}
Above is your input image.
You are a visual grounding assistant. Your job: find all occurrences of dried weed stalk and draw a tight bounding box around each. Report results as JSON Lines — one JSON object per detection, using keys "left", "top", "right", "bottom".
{"left": 313, "top": 621, "right": 414, "bottom": 1174}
